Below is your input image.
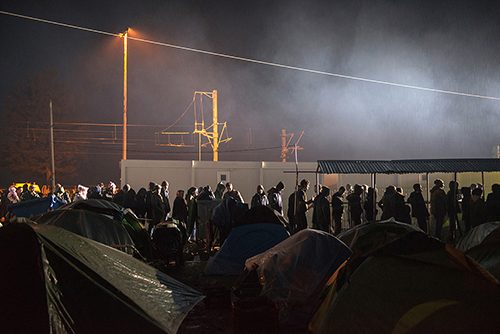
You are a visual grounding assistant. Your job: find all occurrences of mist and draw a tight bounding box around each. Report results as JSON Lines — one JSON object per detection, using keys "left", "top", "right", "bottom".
{"left": 1, "top": 0, "right": 500, "bottom": 184}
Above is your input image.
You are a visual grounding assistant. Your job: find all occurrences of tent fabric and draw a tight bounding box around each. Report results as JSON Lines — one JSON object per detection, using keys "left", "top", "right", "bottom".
{"left": 310, "top": 232, "right": 500, "bottom": 334}
{"left": 58, "top": 199, "right": 152, "bottom": 258}
{"left": 236, "top": 205, "right": 288, "bottom": 227}
{"left": 338, "top": 219, "right": 424, "bottom": 257}
{"left": 456, "top": 222, "right": 500, "bottom": 252}
{"left": 245, "top": 229, "right": 352, "bottom": 323}
{"left": 8, "top": 195, "right": 65, "bottom": 218}
{"left": 205, "top": 223, "right": 289, "bottom": 275}
{"left": 35, "top": 209, "right": 135, "bottom": 252}
{"left": 0, "top": 222, "right": 204, "bottom": 334}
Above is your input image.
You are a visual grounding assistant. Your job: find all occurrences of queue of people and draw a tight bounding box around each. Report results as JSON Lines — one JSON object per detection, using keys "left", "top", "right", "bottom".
{"left": 2, "top": 177, "right": 500, "bottom": 243}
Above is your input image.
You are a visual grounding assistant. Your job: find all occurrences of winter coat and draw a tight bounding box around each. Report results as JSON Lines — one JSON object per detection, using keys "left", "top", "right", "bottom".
{"left": 430, "top": 186, "right": 447, "bottom": 217}
{"left": 251, "top": 193, "right": 269, "bottom": 208}
{"left": 408, "top": 191, "right": 429, "bottom": 218}
{"left": 267, "top": 187, "right": 283, "bottom": 215}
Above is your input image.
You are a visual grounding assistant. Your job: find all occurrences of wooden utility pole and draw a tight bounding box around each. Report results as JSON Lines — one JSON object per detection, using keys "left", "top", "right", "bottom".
{"left": 212, "top": 90, "right": 219, "bottom": 161}
{"left": 49, "top": 100, "right": 56, "bottom": 190}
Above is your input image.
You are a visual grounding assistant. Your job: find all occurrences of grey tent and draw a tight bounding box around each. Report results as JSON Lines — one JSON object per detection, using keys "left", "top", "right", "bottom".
{"left": 0, "top": 222, "right": 203, "bottom": 333}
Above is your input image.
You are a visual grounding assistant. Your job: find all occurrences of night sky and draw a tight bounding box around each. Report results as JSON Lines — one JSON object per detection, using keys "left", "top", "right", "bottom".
{"left": 1, "top": 0, "right": 500, "bottom": 186}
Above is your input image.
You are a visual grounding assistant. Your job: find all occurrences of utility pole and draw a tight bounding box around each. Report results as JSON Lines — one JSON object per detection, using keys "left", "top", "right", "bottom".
{"left": 281, "top": 128, "right": 287, "bottom": 162}
{"left": 212, "top": 89, "right": 219, "bottom": 161}
{"left": 49, "top": 100, "right": 56, "bottom": 190}
{"left": 122, "top": 29, "right": 128, "bottom": 161}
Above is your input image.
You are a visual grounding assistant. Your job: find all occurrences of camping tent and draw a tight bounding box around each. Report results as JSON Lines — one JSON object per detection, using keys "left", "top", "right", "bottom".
{"left": 7, "top": 195, "right": 65, "bottom": 218}
{"left": 338, "top": 219, "right": 424, "bottom": 257}
{"left": 310, "top": 232, "right": 500, "bottom": 334}
{"left": 245, "top": 229, "right": 352, "bottom": 328}
{"left": 205, "top": 223, "right": 289, "bottom": 276}
{"left": 57, "top": 199, "right": 153, "bottom": 258}
{"left": 0, "top": 222, "right": 204, "bottom": 333}
{"left": 35, "top": 209, "right": 136, "bottom": 254}
{"left": 456, "top": 222, "right": 500, "bottom": 279}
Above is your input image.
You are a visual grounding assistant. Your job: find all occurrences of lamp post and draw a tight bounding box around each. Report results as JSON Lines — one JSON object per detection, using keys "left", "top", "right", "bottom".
{"left": 119, "top": 28, "right": 129, "bottom": 161}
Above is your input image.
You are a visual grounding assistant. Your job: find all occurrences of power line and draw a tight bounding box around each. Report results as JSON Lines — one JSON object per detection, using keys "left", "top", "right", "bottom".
{"left": 1, "top": 10, "right": 499, "bottom": 101}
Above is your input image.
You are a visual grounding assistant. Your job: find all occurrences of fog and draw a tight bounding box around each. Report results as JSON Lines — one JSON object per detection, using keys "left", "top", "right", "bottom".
{"left": 1, "top": 0, "right": 499, "bottom": 184}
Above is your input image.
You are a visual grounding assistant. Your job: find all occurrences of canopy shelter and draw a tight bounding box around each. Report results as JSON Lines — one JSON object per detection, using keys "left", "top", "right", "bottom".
{"left": 316, "top": 159, "right": 500, "bottom": 229}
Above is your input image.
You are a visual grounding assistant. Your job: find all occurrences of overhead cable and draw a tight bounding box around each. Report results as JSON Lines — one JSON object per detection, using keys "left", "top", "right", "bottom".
{"left": 1, "top": 10, "right": 500, "bottom": 101}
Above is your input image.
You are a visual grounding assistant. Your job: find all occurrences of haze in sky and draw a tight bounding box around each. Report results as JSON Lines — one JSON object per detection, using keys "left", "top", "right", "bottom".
{"left": 1, "top": 0, "right": 499, "bottom": 184}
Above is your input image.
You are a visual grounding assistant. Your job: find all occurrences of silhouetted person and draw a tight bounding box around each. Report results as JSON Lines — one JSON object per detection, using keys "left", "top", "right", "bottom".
{"left": 287, "top": 179, "right": 313, "bottom": 233}
{"left": 160, "top": 180, "right": 171, "bottom": 218}
{"left": 172, "top": 190, "right": 188, "bottom": 224}
{"left": 395, "top": 187, "right": 411, "bottom": 224}
{"left": 408, "top": 183, "right": 429, "bottom": 232}
{"left": 312, "top": 186, "right": 331, "bottom": 232}
{"left": 113, "top": 184, "right": 130, "bottom": 207}
{"left": 267, "top": 181, "right": 285, "bottom": 215}
{"left": 379, "top": 186, "right": 398, "bottom": 220}
{"left": 431, "top": 179, "right": 447, "bottom": 240}
{"left": 363, "top": 187, "right": 378, "bottom": 222}
{"left": 149, "top": 184, "right": 165, "bottom": 235}
{"left": 135, "top": 188, "right": 147, "bottom": 218}
{"left": 331, "top": 186, "right": 345, "bottom": 235}
{"left": 470, "top": 188, "right": 486, "bottom": 228}
{"left": 447, "top": 181, "right": 461, "bottom": 242}
{"left": 347, "top": 184, "right": 363, "bottom": 226}
{"left": 251, "top": 185, "right": 269, "bottom": 208}
{"left": 214, "top": 182, "right": 226, "bottom": 200}
{"left": 223, "top": 182, "right": 244, "bottom": 202}
{"left": 124, "top": 188, "right": 137, "bottom": 212}
{"left": 461, "top": 187, "right": 471, "bottom": 233}
{"left": 486, "top": 183, "right": 500, "bottom": 222}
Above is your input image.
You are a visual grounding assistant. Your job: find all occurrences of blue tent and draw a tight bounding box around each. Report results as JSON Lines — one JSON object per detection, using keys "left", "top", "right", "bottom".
{"left": 8, "top": 195, "right": 65, "bottom": 218}
{"left": 205, "top": 223, "right": 289, "bottom": 275}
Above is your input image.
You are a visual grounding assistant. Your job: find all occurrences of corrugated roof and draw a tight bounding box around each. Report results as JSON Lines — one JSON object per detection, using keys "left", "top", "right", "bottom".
{"left": 318, "top": 159, "right": 500, "bottom": 174}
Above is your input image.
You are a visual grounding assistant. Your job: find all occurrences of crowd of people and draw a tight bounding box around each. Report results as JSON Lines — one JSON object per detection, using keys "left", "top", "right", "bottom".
{"left": 2, "top": 177, "right": 500, "bottom": 243}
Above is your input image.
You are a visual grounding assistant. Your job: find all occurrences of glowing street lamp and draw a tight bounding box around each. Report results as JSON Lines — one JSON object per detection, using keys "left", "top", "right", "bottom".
{"left": 119, "top": 28, "right": 129, "bottom": 160}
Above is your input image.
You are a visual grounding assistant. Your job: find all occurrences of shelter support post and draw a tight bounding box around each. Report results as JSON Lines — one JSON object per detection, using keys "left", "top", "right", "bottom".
{"left": 481, "top": 172, "right": 485, "bottom": 197}
{"left": 426, "top": 172, "right": 430, "bottom": 235}
{"left": 373, "top": 173, "right": 377, "bottom": 222}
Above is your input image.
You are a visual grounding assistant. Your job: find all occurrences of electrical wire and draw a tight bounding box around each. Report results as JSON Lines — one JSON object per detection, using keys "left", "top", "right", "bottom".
{"left": 160, "top": 96, "right": 195, "bottom": 132}
{"left": 1, "top": 10, "right": 500, "bottom": 101}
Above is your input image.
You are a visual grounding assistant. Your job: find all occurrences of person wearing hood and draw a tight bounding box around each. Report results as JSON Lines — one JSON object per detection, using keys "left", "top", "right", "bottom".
{"left": 73, "top": 185, "right": 88, "bottom": 201}
{"left": 312, "top": 186, "right": 331, "bottom": 233}
{"left": 430, "top": 179, "right": 447, "bottom": 240}
{"left": 267, "top": 181, "right": 285, "bottom": 215}
{"left": 214, "top": 182, "right": 226, "bottom": 200}
{"left": 251, "top": 185, "right": 269, "bottom": 208}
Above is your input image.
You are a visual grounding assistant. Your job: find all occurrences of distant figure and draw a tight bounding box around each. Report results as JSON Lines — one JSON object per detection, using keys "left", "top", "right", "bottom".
{"left": 172, "top": 190, "right": 188, "bottom": 224}
{"left": 486, "top": 184, "right": 500, "bottom": 222}
{"left": 223, "top": 182, "right": 244, "bottom": 203}
{"left": 73, "top": 185, "right": 88, "bottom": 202}
{"left": 312, "top": 186, "right": 331, "bottom": 233}
{"left": 363, "top": 187, "right": 378, "bottom": 222}
{"left": 113, "top": 184, "right": 130, "bottom": 207}
{"left": 470, "top": 188, "right": 486, "bottom": 228}
{"left": 7, "top": 186, "right": 20, "bottom": 204}
{"left": 447, "top": 181, "right": 461, "bottom": 242}
{"left": 331, "top": 186, "right": 345, "bottom": 235}
{"left": 461, "top": 187, "right": 472, "bottom": 232}
{"left": 214, "top": 182, "right": 226, "bottom": 200}
{"left": 251, "top": 185, "right": 269, "bottom": 208}
{"left": 186, "top": 187, "right": 198, "bottom": 240}
{"left": 123, "top": 188, "right": 137, "bottom": 212}
{"left": 161, "top": 180, "right": 171, "bottom": 218}
{"left": 149, "top": 184, "right": 165, "bottom": 235}
{"left": 287, "top": 179, "right": 313, "bottom": 233}
{"left": 379, "top": 186, "right": 398, "bottom": 221}
{"left": 54, "top": 184, "right": 71, "bottom": 204}
{"left": 395, "top": 187, "right": 411, "bottom": 224}
{"left": 198, "top": 185, "right": 216, "bottom": 201}
{"left": 135, "top": 188, "right": 148, "bottom": 218}
{"left": 430, "top": 179, "right": 447, "bottom": 240}
{"left": 347, "top": 184, "right": 363, "bottom": 226}
{"left": 267, "top": 181, "right": 285, "bottom": 215}
{"left": 408, "top": 183, "right": 429, "bottom": 232}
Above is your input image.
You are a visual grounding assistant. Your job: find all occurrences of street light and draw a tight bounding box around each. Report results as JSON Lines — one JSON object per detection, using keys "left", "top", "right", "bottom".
{"left": 119, "top": 28, "right": 129, "bottom": 160}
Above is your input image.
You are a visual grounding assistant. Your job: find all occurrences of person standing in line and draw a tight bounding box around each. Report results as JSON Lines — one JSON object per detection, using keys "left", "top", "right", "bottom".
{"left": 214, "top": 182, "right": 226, "bottom": 200}
{"left": 331, "top": 186, "right": 345, "bottom": 235}
{"left": 447, "top": 181, "right": 461, "bottom": 242}
{"left": 288, "top": 179, "right": 313, "bottom": 233}
{"left": 347, "top": 184, "right": 363, "bottom": 226}
{"left": 408, "top": 183, "right": 429, "bottom": 232}
{"left": 251, "top": 185, "right": 269, "bottom": 208}
{"left": 461, "top": 187, "right": 472, "bottom": 233}
{"left": 149, "top": 184, "right": 165, "bottom": 236}
{"left": 312, "top": 186, "right": 331, "bottom": 233}
{"left": 430, "top": 179, "right": 447, "bottom": 240}
{"left": 160, "top": 180, "right": 171, "bottom": 219}
{"left": 223, "top": 182, "right": 244, "bottom": 203}
{"left": 267, "top": 181, "right": 285, "bottom": 215}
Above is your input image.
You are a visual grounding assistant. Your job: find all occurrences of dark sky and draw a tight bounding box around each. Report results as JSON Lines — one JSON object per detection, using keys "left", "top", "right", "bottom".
{"left": 1, "top": 0, "right": 500, "bottom": 185}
